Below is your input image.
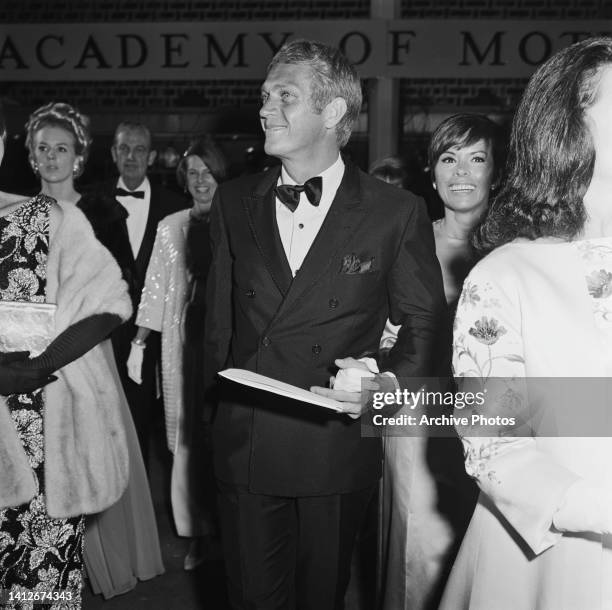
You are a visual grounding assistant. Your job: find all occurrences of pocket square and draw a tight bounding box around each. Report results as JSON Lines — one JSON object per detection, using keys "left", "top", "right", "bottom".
{"left": 340, "top": 253, "right": 375, "bottom": 274}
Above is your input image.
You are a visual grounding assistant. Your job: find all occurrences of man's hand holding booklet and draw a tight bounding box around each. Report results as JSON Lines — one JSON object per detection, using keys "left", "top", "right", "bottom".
{"left": 220, "top": 356, "right": 387, "bottom": 419}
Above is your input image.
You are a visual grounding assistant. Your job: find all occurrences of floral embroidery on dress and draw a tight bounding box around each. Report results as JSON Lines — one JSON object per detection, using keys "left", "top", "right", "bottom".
{"left": 0, "top": 531, "right": 12, "bottom": 554}
{"left": 460, "top": 280, "right": 480, "bottom": 306}
{"left": 463, "top": 439, "right": 502, "bottom": 484}
{"left": 575, "top": 239, "right": 612, "bottom": 261}
{"left": 454, "top": 322, "right": 523, "bottom": 380}
{"left": 496, "top": 387, "right": 525, "bottom": 416}
{"left": 1, "top": 267, "right": 41, "bottom": 301}
{"left": 585, "top": 269, "right": 612, "bottom": 299}
{"left": 577, "top": 240, "right": 612, "bottom": 324}
{"left": 453, "top": 262, "right": 530, "bottom": 491}
{"left": 0, "top": 197, "right": 49, "bottom": 303}
{"left": 17, "top": 497, "right": 77, "bottom": 570}
{"left": 0, "top": 196, "right": 84, "bottom": 609}
{"left": 0, "top": 198, "right": 49, "bottom": 268}
{"left": 12, "top": 407, "right": 44, "bottom": 469}
{"left": 468, "top": 316, "right": 507, "bottom": 345}
{"left": 34, "top": 250, "right": 47, "bottom": 280}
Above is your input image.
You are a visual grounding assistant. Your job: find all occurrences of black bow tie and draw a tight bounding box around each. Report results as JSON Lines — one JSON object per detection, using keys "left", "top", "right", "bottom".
{"left": 114, "top": 187, "right": 145, "bottom": 199}
{"left": 274, "top": 176, "right": 323, "bottom": 212}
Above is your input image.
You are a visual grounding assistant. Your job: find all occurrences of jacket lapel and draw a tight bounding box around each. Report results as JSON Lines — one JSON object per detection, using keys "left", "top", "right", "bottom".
{"left": 106, "top": 179, "right": 138, "bottom": 268}
{"left": 135, "top": 186, "right": 158, "bottom": 274}
{"left": 243, "top": 167, "right": 293, "bottom": 296}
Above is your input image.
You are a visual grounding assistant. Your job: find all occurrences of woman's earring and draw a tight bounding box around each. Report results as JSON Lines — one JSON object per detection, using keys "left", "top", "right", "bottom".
{"left": 73, "top": 158, "right": 83, "bottom": 176}
{"left": 432, "top": 182, "right": 437, "bottom": 191}
{"left": 31, "top": 161, "right": 39, "bottom": 176}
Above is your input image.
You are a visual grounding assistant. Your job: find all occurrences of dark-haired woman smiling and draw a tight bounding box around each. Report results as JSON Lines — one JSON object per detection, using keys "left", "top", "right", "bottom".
{"left": 377, "top": 114, "right": 503, "bottom": 610}
{"left": 428, "top": 113, "right": 504, "bottom": 307}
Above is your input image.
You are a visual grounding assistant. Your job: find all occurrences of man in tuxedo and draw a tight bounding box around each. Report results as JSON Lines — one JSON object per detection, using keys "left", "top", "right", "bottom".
{"left": 99, "top": 121, "right": 185, "bottom": 466}
{"left": 205, "top": 40, "right": 446, "bottom": 609}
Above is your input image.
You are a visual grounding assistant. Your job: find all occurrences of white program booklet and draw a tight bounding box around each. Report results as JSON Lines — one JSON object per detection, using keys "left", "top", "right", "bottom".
{"left": 218, "top": 368, "right": 344, "bottom": 412}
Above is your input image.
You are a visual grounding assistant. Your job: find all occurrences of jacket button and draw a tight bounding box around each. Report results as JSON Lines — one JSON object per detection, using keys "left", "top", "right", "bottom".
{"left": 329, "top": 298, "right": 339, "bottom": 308}
{"left": 312, "top": 344, "right": 322, "bottom": 355}
{"left": 246, "top": 289, "right": 256, "bottom": 298}
{"left": 262, "top": 336, "right": 271, "bottom": 347}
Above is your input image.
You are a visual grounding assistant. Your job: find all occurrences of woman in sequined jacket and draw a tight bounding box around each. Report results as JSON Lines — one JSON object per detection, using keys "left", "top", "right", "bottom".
{"left": 128, "top": 136, "right": 227, "bottom": 570}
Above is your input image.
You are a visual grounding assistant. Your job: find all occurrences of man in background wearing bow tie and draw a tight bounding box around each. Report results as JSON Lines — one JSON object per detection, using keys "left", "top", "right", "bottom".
{"left": 205, "top": 40, "right": 446, "bottom": 609}
{"left": 97, "top": 121, "right": 186, "bottom": 466}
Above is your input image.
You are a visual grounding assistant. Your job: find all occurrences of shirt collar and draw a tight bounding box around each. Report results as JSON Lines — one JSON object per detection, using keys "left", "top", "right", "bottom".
{"left": 116, "top": 176, "right": 151, "bottom": 199}
{"left": 279, "top": 154, "right": 344, "bottom": 194}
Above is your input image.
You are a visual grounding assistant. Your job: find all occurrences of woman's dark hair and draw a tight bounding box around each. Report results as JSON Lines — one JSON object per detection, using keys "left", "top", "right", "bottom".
{"left": 176, "top": 135, "right": 227, "bottom": 189}
{"left": 475, "top": 37, "right": 612, "bottom": 253}
{"left": 428, "top": 113, "right": 505, "bottom": 186}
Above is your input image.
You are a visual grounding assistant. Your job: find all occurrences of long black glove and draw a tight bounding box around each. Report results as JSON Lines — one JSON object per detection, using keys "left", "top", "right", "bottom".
{"left": 0, "top": 313, "right": 121, "bottom": 395}
{"left": 0, "top": 351, "right": 57, "bottom": 395}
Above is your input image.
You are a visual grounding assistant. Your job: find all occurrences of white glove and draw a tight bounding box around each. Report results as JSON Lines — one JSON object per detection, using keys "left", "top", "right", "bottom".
{"left": 553, "top": 479, "right": 612, "bottom": 535}
{"left": 127, "top": 342, "right": 145, "bottom": 385}
{"left": 332, "top": 357, "right": 379, "bottom": 392}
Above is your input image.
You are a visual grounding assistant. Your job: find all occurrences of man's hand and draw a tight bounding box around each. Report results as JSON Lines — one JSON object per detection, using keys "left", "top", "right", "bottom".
{"left": 310, "top": 357, "right": 380, "bottom": 419}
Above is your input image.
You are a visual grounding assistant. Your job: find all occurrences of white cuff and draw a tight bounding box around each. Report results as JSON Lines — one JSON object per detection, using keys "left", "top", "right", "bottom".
{"left": 553, "top": 479, "right": 612, "bottom": 534}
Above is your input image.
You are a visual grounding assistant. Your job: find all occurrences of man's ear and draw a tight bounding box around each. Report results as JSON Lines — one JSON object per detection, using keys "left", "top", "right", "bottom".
{"left": 323, "top": 97, "right": 348, "bottom": 130}
{"left": 147, "top": 150, "right": 157, "bottom": 167}
{"left": 110, "top": 146, "right": 118, "bottom": 164}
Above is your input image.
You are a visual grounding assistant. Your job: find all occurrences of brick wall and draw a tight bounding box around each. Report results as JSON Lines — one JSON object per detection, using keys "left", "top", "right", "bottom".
{"left": 400, "top": 77, "right": 527, "bottom": 114}
{"left": 2, "top": 0, "right": 607, "bottom": 22}
{"left": 400, "top": 0, "right": 609, "bottom": 19}
{"left": 2, "top": 81, "right": 263, "bottom": 114}
{"left": 0, "top": 0, "right": 370, "bottom": 23}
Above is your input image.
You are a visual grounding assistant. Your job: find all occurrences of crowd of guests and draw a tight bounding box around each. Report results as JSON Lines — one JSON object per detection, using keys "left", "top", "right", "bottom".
{"left": 0, "top": 33, "right": 611, "bottom": 610}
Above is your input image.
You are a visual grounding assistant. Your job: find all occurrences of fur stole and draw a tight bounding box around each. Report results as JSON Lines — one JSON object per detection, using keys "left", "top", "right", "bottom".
{"left": 0, "top": 197, "right": 133, "bottom": 518}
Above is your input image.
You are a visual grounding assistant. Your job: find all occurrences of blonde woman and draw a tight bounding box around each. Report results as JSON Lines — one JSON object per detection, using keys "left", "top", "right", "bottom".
{"left": 1, "top": 108, "right": 131, "bottom": 606}
{"left": 25, "top": 102, "right": 164, "bottom": 598}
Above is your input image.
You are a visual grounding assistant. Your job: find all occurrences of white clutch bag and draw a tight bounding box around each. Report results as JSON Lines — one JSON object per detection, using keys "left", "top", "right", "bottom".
{"left": 0, "top": 300, "right": 56, "bottom": 357}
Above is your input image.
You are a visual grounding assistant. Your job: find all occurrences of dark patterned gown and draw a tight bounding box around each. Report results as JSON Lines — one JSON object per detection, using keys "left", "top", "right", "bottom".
{"left": 0, "top": 195, "right": 83, "bottom": 609}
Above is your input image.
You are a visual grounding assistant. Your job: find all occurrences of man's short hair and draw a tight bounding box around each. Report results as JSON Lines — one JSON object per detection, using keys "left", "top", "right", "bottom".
{"left": 267, "top": 39, "right": 362, "bottom": 148}
{"left": 113, "top": 121, "right": 152, "bottom": 150}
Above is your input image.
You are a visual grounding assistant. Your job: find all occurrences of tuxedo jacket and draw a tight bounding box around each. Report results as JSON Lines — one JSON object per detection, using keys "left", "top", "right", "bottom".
{"left": 84, "top": 179, "right": 187, "bottom": 308}
{"left": 205, "top": 159, "right": 446, "bottom": 497}
{"left": 80, "top": 180, "right": 187, "bottom": 364}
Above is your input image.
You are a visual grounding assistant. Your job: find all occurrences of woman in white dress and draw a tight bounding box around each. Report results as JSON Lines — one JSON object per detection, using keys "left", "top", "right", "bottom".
{"left": 128, "top": 136, "right": 227, "bottom": 570}
{"left": 440, "top": 37, "right": 612, "bottom": 609}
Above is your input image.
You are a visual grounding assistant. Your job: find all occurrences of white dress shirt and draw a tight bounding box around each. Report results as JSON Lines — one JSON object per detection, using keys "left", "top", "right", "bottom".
{"left": 275, "top": 156, "right": 398, "bottom": 385}
{"left": 275, "top": 155, "right": 344, "bottom": 277}
{"left": 115, "top": 176, "right": 151, "bottom": 258}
